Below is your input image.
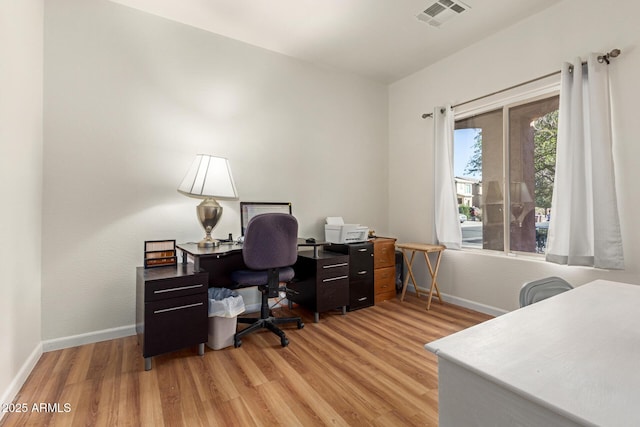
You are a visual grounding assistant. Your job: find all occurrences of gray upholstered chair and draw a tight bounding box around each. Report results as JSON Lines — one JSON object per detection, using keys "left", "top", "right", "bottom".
{"left": 519, "top": 276, "right": 573, "bottom": 307}
{"left": 231, "top": 213, "right": 303, "bottom": 347}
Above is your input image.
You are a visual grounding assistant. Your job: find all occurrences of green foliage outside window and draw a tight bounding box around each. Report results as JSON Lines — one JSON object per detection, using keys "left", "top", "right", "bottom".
{"left": 532, "top": 110, "right": 558, "bottom": 210}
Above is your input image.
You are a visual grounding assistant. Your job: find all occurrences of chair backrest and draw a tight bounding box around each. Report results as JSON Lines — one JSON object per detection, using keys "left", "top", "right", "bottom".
{"left": 242, "top": 213, "right": 298, "bottom": 271}
{"left": 519, "top": 276, "right": 573, "bottom": 307}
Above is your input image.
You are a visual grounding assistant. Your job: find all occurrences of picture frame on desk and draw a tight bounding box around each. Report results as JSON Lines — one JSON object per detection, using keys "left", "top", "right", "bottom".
{"left": 144, "top": 239, "right": 177, "bottom": 268}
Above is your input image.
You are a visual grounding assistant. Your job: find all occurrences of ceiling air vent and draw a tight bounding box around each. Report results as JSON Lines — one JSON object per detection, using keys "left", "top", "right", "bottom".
{"left": 417, "top": 0, "right": 470, "bottom": 27}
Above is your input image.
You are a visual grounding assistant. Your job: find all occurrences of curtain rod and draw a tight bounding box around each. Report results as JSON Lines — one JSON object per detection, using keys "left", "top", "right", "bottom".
{"left": 421, "top": 48, "right": 621, "bottom": 119}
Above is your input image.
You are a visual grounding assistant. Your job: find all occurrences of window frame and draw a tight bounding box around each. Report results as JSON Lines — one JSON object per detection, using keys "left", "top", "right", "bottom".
{"left": 453, "top": 76, "right": 560, "bottom": 257}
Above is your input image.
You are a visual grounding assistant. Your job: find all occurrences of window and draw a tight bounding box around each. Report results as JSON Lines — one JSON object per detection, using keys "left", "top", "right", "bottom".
{"left": 454, "top": 95, "right": 559, "bottom": 254}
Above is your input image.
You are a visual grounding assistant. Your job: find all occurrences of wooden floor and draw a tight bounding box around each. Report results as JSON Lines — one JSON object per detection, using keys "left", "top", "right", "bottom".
{"left": 1, "top": 294, "right": 491, "bottom": 427}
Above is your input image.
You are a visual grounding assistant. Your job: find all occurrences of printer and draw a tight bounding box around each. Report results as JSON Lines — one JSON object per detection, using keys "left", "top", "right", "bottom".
{"left": 324, "top": 217, "right": 369, "bottom": 244}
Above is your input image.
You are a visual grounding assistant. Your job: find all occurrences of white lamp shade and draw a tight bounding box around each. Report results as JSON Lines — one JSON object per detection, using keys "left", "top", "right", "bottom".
{"left": 178, "top": 154, "right": 238, "bottom": 200}
{"left": 510, "top": 181, "right": 533, "bottom": 203}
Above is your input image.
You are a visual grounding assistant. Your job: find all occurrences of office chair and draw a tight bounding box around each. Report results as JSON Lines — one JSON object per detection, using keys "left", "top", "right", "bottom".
{"left": 519, "top": 276, "right": 573, "bottom": 307}
{"left": 230, "top": 213, "right": 304, "bottom": 347}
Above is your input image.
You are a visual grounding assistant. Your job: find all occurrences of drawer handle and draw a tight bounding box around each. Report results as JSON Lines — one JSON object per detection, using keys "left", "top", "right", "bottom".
{"left": 154, "top": 284, "right": 204, "bottom": 294}
{"left": 322, "top": 275, "right": 348, "bottom": 283}
{"left": 323, "top": 263, "right": 348, "bottom": 269}
{"left": 154, "top": 302, "right": 203, "bottom": 314}
{"left": 357, "top": 248, "right": 368, "bottom": 252}
{"left": 357, "top": 270, "right": 368, "bottom": 275}
{"left": 357, "top": 297, "right": 368, "bottom": 302}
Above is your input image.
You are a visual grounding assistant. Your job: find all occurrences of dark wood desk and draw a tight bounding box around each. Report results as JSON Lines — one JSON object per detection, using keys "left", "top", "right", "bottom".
{"left": 177, "top": 240, "right": 331, "bottom": 286}
{"left": 177, "top": 241, "right": 348, "bottom": 323}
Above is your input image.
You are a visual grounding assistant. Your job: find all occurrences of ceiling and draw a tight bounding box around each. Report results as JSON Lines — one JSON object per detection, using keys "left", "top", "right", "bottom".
{"left": 109, "top": 0, "right": 560, "bottom": 83}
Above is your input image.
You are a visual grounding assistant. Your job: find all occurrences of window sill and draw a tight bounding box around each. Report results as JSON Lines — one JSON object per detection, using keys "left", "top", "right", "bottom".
{"left": 459, "top": 246, "right": 547, "bottom": 263}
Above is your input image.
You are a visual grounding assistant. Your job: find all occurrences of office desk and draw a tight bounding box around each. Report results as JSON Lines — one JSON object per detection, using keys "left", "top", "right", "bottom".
{"left": 178, "top": 241, "right": 349, "bottom": 323}
{"left": 425, "top": 280, "right": 640, "bottom": 426}
{"left": 177, "top": 239, "right": 331, "bottom": 286}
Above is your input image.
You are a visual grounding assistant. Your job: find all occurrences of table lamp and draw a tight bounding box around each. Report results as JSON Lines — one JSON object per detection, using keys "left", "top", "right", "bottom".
{"left": 178, "top": 154, "right": 238, "bottom": 247}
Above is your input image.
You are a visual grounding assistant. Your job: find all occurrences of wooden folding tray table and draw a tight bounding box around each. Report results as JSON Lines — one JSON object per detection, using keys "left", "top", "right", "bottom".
{"left": 396, "top": 242, "right": 446, "bottom": 310}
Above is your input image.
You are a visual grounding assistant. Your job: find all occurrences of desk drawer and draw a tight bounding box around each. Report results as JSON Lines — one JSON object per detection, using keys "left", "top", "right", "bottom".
{"left": 287, "top": 275, "right": 349, "bottom": 312}
{"left": 373, "top": 240, "right": 396, "bottom": 269}
{"left": 349, "top": 278, "right": 374, "bottom": 310}
{"left": 374, "top": 266, "right": 396, "bottom": 302}
{"left": 292, "top": 252, "right": 349, "bottom": 314}
{"left": 143, "top": 293, "right": 208, "bottom": 357}
{"left": 326, "top": 244, "right": 373, "bottom": 276}
{"left": 318, "top": 264, "right": 349, "bottom": 283}
{"left": 317, "top": 277, "right": 349, "bottom": 312}
{"left": 145, "top": 273, "right": 208, "bottom": 302}
{"left": 317, "top": 259, "right": 349, "bottom": 281}
{"left": 348, "top": 244, "right": 374, "bottom": 273}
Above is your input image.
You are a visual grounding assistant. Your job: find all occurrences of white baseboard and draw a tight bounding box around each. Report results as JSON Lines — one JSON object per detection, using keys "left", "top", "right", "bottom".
{"left": 2, "top": 325, "right": 136, "bottom": 421}
{"left": 440, "top": 293, "right": 508, "bottom": 317}
{"left": 40, "top": 305, "right": 266, "bottom": 354}
{"left": 0, "top": 342, "right": 43, "bottom": 422}
{"left": 411, "top": 287, "right": 508, "bottom": 317}
{"left": 42, "top": 325, "right": 136, "bottom": 352}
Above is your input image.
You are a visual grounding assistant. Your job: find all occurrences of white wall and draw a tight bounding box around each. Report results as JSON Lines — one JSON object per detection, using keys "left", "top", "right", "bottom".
{"left": 42, "top": 0, "right": 388, "bottom": 341}
{"left": 389, "top": 0, "right": 640, "bottom": 312}
{"left": 0, "top": 0, "right": 44, "bottom": 410}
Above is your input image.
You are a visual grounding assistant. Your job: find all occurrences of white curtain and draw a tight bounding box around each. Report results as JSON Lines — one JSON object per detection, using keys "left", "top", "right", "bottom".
{"left": 434, "top": 105, "right": 461, "bottom": 250}
{"left": 546, "top": 54, "right": 624, "bottom": 269}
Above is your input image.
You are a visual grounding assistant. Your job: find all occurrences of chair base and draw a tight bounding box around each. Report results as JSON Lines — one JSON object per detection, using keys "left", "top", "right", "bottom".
{"left": 232, "top": 272, "right": 303, "bottom": 348}
{"left": 234, "top": 314, "right": 304, "bottom": 348}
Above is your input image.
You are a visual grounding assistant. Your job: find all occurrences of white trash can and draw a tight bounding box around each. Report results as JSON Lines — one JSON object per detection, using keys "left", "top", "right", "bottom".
{"left": 207, "top": 288, "right": 245, "bottom": 350}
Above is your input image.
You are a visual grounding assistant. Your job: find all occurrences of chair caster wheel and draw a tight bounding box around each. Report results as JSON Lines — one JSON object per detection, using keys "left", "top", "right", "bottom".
{"left": 298, "top": 321, "right": 304, "bottom": 329}
{"left": 234, "top": 339, "right": 242, "bottom": 348}
{"left": 281, "top": 337, "right": 289, "bottom": 347}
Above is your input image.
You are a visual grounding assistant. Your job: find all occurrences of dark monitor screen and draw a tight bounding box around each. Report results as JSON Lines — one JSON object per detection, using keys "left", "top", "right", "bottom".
{"left": 240, "top": 202, "right": 292, "bottom": 236}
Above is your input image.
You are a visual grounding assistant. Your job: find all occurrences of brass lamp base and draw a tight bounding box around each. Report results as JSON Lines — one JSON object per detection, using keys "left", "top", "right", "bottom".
{"left": 196, "top": 198, "right": 223, "bottom": 248}
{"left": 197, "top": 236, "right": 220, "bottom": 248}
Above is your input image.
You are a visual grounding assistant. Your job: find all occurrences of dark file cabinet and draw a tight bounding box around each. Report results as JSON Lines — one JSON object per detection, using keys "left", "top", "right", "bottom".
{"left": 327, "top": 242, "right": 375, "bottom": 311}
{"left": 288, "top": 251, "right": 349, "bottom": 323}
{"left": 136, "top": 264, "right": 209, "bottom": 370}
